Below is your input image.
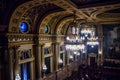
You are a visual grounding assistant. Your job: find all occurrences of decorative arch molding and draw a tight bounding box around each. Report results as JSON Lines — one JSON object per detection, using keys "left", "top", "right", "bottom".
{"left": 56, "top": 17, "right": 73, "bottom": 35}
{"left": 9, "top": 0, "right": 49, "bottom": 33}
{"left": 90, "top": 3, "right": 120, "bottom": 21}
{"left": 39, "top": 11, "right": 68, "bottom": 34}
{"left": 9, "top": 0, "right": 70, "bottom": 34}
{"left": 49, "top": 14, "right": 72, "bottom": 34}
{"left": 39, "top": 11, "right": 73, "bottom": 35}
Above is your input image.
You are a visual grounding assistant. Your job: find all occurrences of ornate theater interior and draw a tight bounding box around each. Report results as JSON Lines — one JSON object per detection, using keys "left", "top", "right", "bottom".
{"left": 0, "top": 0, "right": 120, "bottom": 80}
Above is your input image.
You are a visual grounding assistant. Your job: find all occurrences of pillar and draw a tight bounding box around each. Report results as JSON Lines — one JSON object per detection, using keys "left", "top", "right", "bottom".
{"left": 97, "top": 24, "right": 103, "bottom": 66}
{"left": 14, "top": 46, "right": 20, "bottom": 78}
{"left": 8, "top": 47, "right": 14, "bottom": 80}
{"left": 41, "top": 44, "right": 45, "bottom": 77}
{"left": 53, "top": 42, "right": 60, "bottom": 71}
{"left": 35, "top": 44, "right": 41, "bottom": 80}
{"left": 66, "top": 50, "right": 70, "bottom": 65}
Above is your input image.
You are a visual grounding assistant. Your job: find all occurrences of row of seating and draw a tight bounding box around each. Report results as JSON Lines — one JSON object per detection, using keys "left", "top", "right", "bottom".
{"left": 103, "top": 60, "right": 120, "bottom": 68}
{"left": 64, "top": 64, "right": 120, "bottom": 80}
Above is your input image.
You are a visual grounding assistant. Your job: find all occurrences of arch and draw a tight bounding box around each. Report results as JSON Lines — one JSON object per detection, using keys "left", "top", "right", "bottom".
{"left": 38, "top": 11, "right": 69, "bottom": 34}
{"left": 56, "top": 17, "right": 73, "bottom": 35}
{"left": 9, "top": 0, "right": 49, "bottom": 33}
{"left": 91, "top": 4, "right": 120, "bottom": 21}
{"left": 38, "top": 12, "right": 74, "bottom": 35}
{"left": 8, "top": 0, "right": 74, "bottom": 35}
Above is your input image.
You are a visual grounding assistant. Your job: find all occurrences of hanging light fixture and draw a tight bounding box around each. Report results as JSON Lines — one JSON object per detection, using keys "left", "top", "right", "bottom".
{"left": 87, "top": 27, "right": 99, "bottom": 47}
{"left": 66, "top": 44, "right": 85, "bottom": 51}
{"left": 65, "top": 11, "right": 85, "bottom": 51}
{"left": 66, "top": 12, "right": 82, "bottom": 43}
{"left": 80, "top": 23, "right": 96, "bottom": 37}
{"left": 65, "top": 11, "right": 99, "bottom": 57}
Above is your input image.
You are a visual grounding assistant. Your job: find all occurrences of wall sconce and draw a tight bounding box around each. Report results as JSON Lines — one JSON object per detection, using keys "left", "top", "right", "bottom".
{"left": 74, "top": 51, "right": 77, "bottom": 55}
{"left": 43, "top": 64, "right": 47, "bottom": 72}
{"left": 99, "top": 51, "right": 102, "bottom": 54}
{"left": 42, "top": 64, "right": 47, "bottom": 77}
{"left": 69, "top": 55, "right": 73, "bottom": 59}
{"left": 58, "top": 58, "right": 63, "bottom": 69}
{"left": 15, "top": 74, "right": 21, "bottom": 80}
{"left": 58, "top": 58, "right": 63, "bottom": 64}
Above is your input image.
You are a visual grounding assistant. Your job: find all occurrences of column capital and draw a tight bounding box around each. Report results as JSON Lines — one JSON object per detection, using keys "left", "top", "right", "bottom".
{"left": 38, "top": 43, "right": 44, "bottom": 46}
{"left": 55, "top": 42, "right": 60, "bottom": 45}
{"left": 51, "top": 42, "right": 60, "bottom": 46}
{"left": 38, "top": 43, "right": 45, "bottom": 48}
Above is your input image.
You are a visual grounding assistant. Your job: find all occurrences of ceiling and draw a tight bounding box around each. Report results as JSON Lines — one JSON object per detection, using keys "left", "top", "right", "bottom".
{"left": 48, "top": 0, "right": 120, "bottom": 24}
{"left": 1, "top": 0, "right": 120, "bottom": 33}
{"left": 70, "top": 0, "right": 120, "bottom": 8}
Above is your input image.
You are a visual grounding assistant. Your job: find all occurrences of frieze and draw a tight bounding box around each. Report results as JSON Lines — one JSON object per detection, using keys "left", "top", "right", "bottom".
{"left": 6, "top": 33, "right": 65, "bottom": 43}
{"left": 7, "top": 34, "right": 34, "bottom": 42}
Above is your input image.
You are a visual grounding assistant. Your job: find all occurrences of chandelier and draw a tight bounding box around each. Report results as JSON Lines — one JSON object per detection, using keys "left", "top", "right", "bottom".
{"left": 65, "top": 11, "right": 99, "bottom": 55}
{"left": 80, "top": 23, "right": 95, "bottom": 37}
{"left": 65, "top": 11, "right": 85, "bottom": 51}
{"left": 87, "top": 28, "right": 99, "bottom": 47}
{"left": 87, "top": 41, "right": 99, "bottom": 48}
{"left": 66, "top": 44, "right": 85, "bottom": 51}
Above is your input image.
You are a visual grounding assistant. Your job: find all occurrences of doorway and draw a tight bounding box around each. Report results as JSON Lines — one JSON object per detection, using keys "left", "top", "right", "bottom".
{"left": 90, "top": 57, "right": 96, "bottom": 66}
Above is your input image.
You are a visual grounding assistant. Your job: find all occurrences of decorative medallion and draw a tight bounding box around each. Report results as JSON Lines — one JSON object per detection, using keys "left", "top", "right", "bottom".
{"left": 19, "top": 22, "right": 29, "bottom": 33}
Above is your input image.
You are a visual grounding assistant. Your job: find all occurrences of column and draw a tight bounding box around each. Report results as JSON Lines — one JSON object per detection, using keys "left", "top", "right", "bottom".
{"left": 4, "top": 47, "right": 10, "bottom": 80}
{"left": 80, "top": 52, "right": 83, "bottom": 64}
{"left": 57, "top": 42, "right": 60, "bottom": 70}
{"left": 66, "top": 50, "right": 70, "bottom": 65}
{"left": 14, "top": 46, "right": 20, "bottom": 79}
{"left": 85, "top": 53, "right": 88, "bottom": 65}
{"left": 8, "top": 47, "right": 14, "bottom": 80}
{"left": 35, "top": 44, "right": 41, "bottom": 80}
{"left": 50, "top": 56, "right": 53, "bottom": 72}
{"left": 54, "top": 42, "right": 60, "bottom": 71}
{"left": 31, "top": 46, "right": 35, "bottom": 80}
{"left": 41, "top": 44, "right": 45, "bottom": 77}
{"left": 63, "top": 52, "right": 65, "bottom": 66}
{"left": 97, "top": 24, "right": 103, "bottom": 66}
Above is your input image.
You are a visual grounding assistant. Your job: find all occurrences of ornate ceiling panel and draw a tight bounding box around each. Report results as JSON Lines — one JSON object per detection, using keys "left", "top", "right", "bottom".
{"left": 6, "top": 0, "right": 120, "bottom": 34}
{"left": 70, "top": 0, "right": 120, "bottom": 8}
{"left": 39, "top": 11, "right": 69, "bottom": 34}
{"left": 23, "top": 3, "right": 64, "bottom": 33}
{"left": 9, "top": 0, "right": 64, "bottom": 33}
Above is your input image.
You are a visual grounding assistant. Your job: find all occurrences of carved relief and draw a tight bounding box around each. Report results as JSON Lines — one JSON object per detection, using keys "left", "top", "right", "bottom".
{"left": 12, "top": 19, "right": 18, "bottom": 23}
{"left": 9, "top": 0, "right": 48, "bottom": 33}
{"left": 19, "top": 50, "right": 31, "bottom": 60}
